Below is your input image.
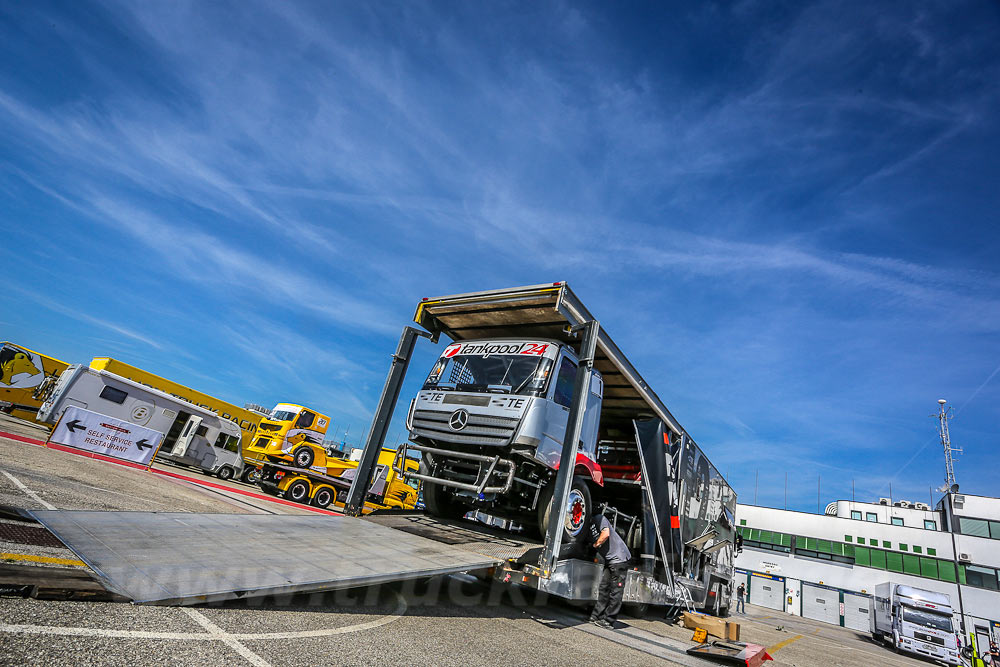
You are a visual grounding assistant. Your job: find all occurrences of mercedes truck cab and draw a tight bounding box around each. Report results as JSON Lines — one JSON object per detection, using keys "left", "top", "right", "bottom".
{"left": 405, "top": 338, "right": 603, "bottom": 538}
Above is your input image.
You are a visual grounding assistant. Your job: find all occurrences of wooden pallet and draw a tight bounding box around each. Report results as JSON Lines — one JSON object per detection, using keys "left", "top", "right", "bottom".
{"left": 0, "top": 562, "right": 129, "bottom": 602}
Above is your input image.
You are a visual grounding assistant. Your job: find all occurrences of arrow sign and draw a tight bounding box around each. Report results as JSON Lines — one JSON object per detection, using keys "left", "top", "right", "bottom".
{"left": 50, "top": 406, "right": 162, "bottom": 466}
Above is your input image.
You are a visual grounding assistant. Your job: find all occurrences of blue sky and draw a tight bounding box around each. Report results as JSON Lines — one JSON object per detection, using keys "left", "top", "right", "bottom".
{"left": 2, "top": 1, "right": 998, "bottom": 512}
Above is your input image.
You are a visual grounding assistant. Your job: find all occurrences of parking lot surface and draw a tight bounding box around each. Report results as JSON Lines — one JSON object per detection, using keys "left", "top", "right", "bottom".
{"left": 1, "top": 415, "right": 938, "bottom": 666}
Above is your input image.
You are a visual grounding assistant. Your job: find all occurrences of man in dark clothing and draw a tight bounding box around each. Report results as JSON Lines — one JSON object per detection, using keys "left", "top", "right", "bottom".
{"left": 587, "top": 512, "right": 632, "bottom": 629}
{"left": 736, "top": 582, "right": 746, "bottom": 613}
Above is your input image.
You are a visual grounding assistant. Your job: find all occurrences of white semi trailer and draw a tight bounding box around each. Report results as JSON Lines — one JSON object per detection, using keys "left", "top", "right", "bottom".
{"left": 871, "top": 582, "right": 959, "bottom": 665}
{"left": 38, "top": 364, "right": 244, "bottom": 480}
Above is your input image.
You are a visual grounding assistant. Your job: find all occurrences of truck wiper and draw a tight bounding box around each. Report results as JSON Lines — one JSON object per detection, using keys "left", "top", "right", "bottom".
{"left": 512, "top": 374, "right": 535, "bottom": 395}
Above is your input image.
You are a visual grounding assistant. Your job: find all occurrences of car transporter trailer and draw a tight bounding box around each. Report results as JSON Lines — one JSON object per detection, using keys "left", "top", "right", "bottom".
{"left": 25, "top": 282, "right": 735, "bottom": 611}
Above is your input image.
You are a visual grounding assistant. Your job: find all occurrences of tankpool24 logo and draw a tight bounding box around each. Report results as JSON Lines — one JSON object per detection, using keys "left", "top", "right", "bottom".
{"left": 442, "top": 341, "right": 549, "bottom": 359}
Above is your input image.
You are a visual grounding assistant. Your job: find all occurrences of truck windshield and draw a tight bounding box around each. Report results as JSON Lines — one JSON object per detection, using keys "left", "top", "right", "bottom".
{"left": 270, "top": 410, "right": 298, "bottom": 422}
{"left": 423, "top": 354, "right": 552, "bottom": 395}
{"left": 902, "top": 607, "right": 953, "bottom": 632}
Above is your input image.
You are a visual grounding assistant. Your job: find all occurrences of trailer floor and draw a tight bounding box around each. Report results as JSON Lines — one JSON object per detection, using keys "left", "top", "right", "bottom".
{"left": 363, "top": 512, "right": 543, "bottom": 562}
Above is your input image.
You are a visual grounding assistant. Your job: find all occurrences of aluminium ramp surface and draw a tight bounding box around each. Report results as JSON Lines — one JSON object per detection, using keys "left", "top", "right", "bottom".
{"left": 28, "top": 511, "right": 500, "bottom": 605}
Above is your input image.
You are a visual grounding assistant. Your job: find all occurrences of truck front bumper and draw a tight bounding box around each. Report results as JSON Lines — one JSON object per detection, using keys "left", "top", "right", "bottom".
{"left": 394, "top": 443, "right": 515, "bottom": 495}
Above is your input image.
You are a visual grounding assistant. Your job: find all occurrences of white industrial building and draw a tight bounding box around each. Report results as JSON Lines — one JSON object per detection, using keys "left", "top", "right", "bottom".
{"left": 733, "top": 491, "right": 1000, "bottom": 655}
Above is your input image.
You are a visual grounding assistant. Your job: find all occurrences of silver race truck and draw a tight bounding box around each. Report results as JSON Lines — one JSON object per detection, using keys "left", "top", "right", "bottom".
{"left": 406, "top": 338, "right": 603, "bottom": 538}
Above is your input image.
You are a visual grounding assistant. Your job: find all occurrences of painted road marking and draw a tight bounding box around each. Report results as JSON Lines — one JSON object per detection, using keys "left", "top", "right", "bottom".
{"left": 0, "top": 591, "right": 407, "bottom": 665}
{"left": 767, "top": 634, "right": 804, "bottom": 653}
{"left": 0, "top": 552, "right": 87, "bottom": 567}
{"left": 182, "top": 608, "right": 271, "bottom": 667}
{"left": 1, "top": 469, "right": 56, "bottom": 509}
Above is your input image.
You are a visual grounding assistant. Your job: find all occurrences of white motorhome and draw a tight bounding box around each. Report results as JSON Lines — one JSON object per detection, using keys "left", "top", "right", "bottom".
{"left": 871, "top": 582, "right": 959, "bottom": 665}
{"left": 38, "top": 364, "right": 243, "bottom": 480}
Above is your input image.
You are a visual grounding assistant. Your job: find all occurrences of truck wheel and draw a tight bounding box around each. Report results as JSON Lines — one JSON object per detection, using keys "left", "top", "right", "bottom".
{"left": 217, "top": 467, "right": 234, "bottom": 481}
{"left": 285, "top": 479, "right": 311, "bottom": 504}
{"left": 421, "top": 454, "right": 467, "bottom": 520}
{"left": 312, "top": 487, "right": 336, "bottom": 509}
{"left": 241, "top": 467, "right": 261, "bottom": 484}
{"left": 537, "top": 476, "right": 592, "bottom": 543}
{"left": 292, "top": 447, "right": 315, "bottom": 469}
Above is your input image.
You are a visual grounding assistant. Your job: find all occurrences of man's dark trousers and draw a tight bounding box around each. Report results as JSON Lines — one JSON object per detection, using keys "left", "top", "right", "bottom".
{"left": 590, "top": 563, "right": 628, "bottom": 623}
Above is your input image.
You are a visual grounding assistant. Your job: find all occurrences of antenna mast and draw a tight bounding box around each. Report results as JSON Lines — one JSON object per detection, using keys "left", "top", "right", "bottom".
{"left": 934, "top": 399, "right": 961, "bottom": 488}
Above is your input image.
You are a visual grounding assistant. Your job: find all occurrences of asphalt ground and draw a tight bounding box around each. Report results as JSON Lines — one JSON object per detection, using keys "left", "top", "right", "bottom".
{"left": 0, "top": 414, "right": 937, "bottom": 667}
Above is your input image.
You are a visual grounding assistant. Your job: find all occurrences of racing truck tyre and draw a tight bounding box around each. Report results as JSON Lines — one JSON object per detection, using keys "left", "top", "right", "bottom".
{"left": 420, "top": 453, "right": 468, "bottom": 521}
{"left": 292, "top": 446, "right": 315, "bottom": 469}
{"left": 537, "top": 476, "right": 592, "bottom": 544}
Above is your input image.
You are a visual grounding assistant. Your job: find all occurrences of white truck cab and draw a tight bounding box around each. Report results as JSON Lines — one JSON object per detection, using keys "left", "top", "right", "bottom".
{"left": 871, "top": 582, "right": 959, "bottom": 666}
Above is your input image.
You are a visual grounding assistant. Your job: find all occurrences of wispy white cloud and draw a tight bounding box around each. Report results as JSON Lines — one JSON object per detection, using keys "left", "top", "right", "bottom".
{"left": 6, "top": 284, "right": 163, "bottom": 350}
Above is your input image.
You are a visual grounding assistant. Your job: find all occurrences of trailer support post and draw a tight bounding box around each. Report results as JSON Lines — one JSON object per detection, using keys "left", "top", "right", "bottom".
{"left": 539, "top": 319, "right": 600, "bottom": 575}
{"left": 344, "top": 326, "right": 436, "bottom": 516}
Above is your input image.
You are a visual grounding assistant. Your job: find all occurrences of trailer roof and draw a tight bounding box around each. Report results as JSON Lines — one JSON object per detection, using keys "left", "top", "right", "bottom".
{"left": 413, "top": 282, "right": 684, "bottom": 435}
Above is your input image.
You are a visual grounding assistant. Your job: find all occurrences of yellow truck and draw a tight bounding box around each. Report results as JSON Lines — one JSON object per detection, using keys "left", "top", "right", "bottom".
{"left": 242, "top": 402, "right": 332, "bottom": 473}
{"left": 0, "top": 342, "right": 70, "bottom": 423}
{"left": 258, "top": 449, "right": 418, "bottom": 512}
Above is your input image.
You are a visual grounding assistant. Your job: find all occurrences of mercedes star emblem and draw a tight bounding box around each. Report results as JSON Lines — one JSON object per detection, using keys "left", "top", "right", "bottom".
{"left": 449, "top": 409, "right": 470, "bottom": 431}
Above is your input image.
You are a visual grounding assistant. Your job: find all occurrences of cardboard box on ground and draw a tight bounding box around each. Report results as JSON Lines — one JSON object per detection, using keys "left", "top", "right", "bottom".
{"left": 681, "top": 611, "right": 741, "bottom": 641}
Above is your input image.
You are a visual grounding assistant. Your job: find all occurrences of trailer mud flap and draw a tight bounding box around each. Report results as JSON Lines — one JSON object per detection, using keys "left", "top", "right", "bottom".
{"left": 28, "top": 510, "right": 500, "bottom": 605}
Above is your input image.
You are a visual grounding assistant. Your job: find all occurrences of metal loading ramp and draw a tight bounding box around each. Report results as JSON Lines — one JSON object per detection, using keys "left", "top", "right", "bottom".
{"left": 363, "top": 512, "right": 543, "bottom": 563}
{"left": 28, "top": 510, "right": 501, "bottom": 606}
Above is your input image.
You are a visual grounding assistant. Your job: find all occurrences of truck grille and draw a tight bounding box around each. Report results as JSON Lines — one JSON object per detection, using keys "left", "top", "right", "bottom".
{"left": 410, "top": 409, "right": 518, "bottom": 446}
{"left": 914, "top": 632, "right": 944, "bottom": 646}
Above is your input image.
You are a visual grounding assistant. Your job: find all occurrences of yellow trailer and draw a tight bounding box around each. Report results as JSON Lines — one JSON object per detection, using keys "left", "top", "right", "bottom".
{"left": 0, "top": 341, "right": 69, "bottom": 423}
{"left": 258, "top": 449, "right": 418, "bottom": 512}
